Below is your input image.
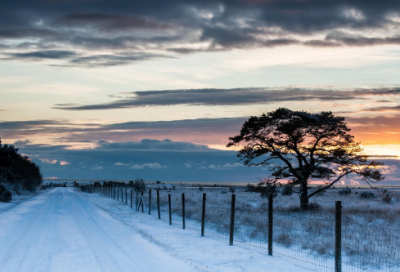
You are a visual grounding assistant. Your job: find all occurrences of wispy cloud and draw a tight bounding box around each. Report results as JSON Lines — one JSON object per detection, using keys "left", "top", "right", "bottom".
{"left": 53, "top": 87, "right": 400, "bottom": 110}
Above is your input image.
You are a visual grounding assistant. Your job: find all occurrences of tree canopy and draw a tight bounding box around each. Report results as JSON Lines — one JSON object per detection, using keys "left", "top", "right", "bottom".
{"left": 227, "top": 108, "right": 384, "bottom": 209}
{"left": 0, "top": 139, "right": 43, "bottom": 192}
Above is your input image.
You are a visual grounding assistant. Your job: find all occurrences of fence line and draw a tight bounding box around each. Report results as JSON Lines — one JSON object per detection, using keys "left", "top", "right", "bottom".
{"left": 79, "top": 184, "right": 400, "bottom": 272}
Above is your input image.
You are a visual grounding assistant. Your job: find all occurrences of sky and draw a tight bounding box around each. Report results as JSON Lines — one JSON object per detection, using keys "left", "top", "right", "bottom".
{"left": 1, "top": 0, "right": 400, "bottom": 184}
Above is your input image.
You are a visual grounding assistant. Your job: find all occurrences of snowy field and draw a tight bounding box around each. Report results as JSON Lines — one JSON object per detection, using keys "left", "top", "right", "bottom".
{"left": 119, "top": 183, "right": 400, "bottom": 272}
{"left": 0, "top": 187, "right": 307, "bottom": 272}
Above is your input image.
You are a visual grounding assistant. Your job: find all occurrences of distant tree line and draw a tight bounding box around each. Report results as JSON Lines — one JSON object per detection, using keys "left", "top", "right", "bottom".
{"left": 0, "top": 139, "right": 43, "bottom": 201}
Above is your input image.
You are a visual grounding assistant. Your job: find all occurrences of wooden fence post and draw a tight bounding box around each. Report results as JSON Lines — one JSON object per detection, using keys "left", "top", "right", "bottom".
{"left": 229, "top": 194, "right": 236, "bottom": 246}
{"left": 168, "top": 194, "right": 172, "bottom": 225}
{"left": 149, "top": 189, "right": 152, "bottom": 215}
{"left": 117, "top": 184, "right": 120, "bottom": 201}
{"left": 130, "top": 190, "right": 133, "bottom": 208}
{"left": 182, "top": 193, "right": 185, "bottom": 229}
{"left": 157, "top": 189, "right": 161, "bottom": 219}
{"left": 201, "top": 193, "right": 206, "bottom": 237}
{"left": 141, "top": 191, "right": 144, "bottom": 213}
{"left": 268, "top": 194, "right": 273, "bottom": 256}
{"left": 335, "top": 201, "right": 342, "bottom": 272}
{"left": 125, "top": 186, "right": 128, "bottom": 205}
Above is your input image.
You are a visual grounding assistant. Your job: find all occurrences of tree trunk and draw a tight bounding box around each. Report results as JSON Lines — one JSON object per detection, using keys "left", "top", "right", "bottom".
{"left": 300, "top": 182, "right": 309, "bottom": 210}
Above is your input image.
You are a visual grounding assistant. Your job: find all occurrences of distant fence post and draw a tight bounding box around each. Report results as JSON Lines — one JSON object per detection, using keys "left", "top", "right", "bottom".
{"left": 182, "top": 193, "right": 185, "bottom": 229}
{"left": 335, "top": 201, "right": 342, "bottom": 272}
{"left": 157, "top": 189, "right": 161, "bottom": 219}
{"left": 141, "top": 191, "right": 144, "bottom": 213}
{"left": 229, "top": 194, "right": 236, "bottom": 246}
{"left": 148, "top": 189, "right": 152, "bottom": 215}
{"left": 125, "top": 186, "right": 128, "bottom": 205}
{"left": 117, "top": 184, "right": 120, "bottom": 201}
{"left": 201, "top": 193, "right": 206, "bottom": 237}
{"left": 114, "top": 185, "right": 116, "bottom": 199}
{"left": 130, "top": 189, "right": 133, "bottom": 208}
{"left": 168, "top": 194, "right": 172, "bottom": 225}
{"left": 268, "top": 194, "right": 273, "bottom": 256}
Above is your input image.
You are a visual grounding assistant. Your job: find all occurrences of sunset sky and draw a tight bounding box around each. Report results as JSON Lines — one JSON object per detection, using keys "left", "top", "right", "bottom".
{"left": 1, "top": 0, "right": 400, "bottom": 183}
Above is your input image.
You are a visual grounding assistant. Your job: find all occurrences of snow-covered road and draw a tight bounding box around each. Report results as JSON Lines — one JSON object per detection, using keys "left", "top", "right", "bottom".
{"left": 0, "top": 188, "right": 199, "bottom": 272}
{"left": 0, "top": 188, "right": 307, "bottom": 272}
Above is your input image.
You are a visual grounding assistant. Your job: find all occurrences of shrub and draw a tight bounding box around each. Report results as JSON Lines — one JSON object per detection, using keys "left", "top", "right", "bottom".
{"left": 382, "top": 194, "right": 392, "bottom": 204}
{"left": 132, "top": 178, "right": 146, "bottom": 192}
{"left": 246, "top": 183, "right": 255, "bottom": 192}
{"left": 339, "top": 188, "right": 351, "bottom": 195}
{"left": 0, "top": 184, "right": 12, "bottom": 202}
{"left": 281, "top": 186, "right": 293, "bottom": 196}
{"left": 359, "top": 191, "right": 377, "bottom": 199}
{"left": 308, "top": 202, "right": 321, "bottom": 210}
{"left": 276, "top": 233, "right": 292, "bottom": 247}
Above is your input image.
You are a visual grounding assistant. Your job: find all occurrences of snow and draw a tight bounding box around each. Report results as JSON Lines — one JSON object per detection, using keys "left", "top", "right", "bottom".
{"left": 0, "top": 187, "right": 307, "bottom": 272}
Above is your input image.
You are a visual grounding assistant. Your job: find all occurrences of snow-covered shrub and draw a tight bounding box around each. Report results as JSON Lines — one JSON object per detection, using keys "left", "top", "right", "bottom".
{"left": 0, "top": 184, "right": 12, "bottom": 202}
{"left": 339, "top": 188, "right": 351, "bottom": 195}
{"left": 359, "top": 191, "right": 376, "bottom": 199}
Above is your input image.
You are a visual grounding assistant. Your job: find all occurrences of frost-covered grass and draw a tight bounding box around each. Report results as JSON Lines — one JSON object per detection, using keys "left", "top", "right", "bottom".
{"left": 137, "top": 184, "right": 400, "bottom": 272}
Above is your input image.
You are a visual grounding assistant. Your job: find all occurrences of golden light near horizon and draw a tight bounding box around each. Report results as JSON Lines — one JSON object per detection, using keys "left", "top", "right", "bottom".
{"left": 363, "top": 145, "right": 400, "bottom": 160}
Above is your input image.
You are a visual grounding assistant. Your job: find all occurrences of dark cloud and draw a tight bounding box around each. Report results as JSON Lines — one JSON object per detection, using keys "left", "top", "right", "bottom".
{"left": 0, "top": 28, "right": 60, "bottom": 39}
{"left": 57, "top": 12, "right": 171, "bottom": 31}
{"left": 53, "top": 87, "right": 400, "bottom": 111}
{"left": 362, "top": 106, "right": 400, "bottom": 112}
{"left": 326, "top": 31, "right": 400, "bottom": 46}
{"left": 1, "top": 0, "right": 400, "bottom": 66}
{"left": 68, "top": 52, "right": 169, "bottom": 67}
{"left": 3, "top": 49, "right": 169, "bottom": 67}
{"left": 6, "top": 50, "right": 77, "bottom": 60}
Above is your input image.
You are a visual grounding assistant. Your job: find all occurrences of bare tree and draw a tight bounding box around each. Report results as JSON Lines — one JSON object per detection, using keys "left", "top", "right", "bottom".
{"left": 227, "top": 108, "right": 384, "bottom": 210}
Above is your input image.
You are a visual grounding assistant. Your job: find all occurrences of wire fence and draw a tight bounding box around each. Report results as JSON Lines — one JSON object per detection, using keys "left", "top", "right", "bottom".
{"left": 80, "top": 184, "right": 400, "bottom": 272}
